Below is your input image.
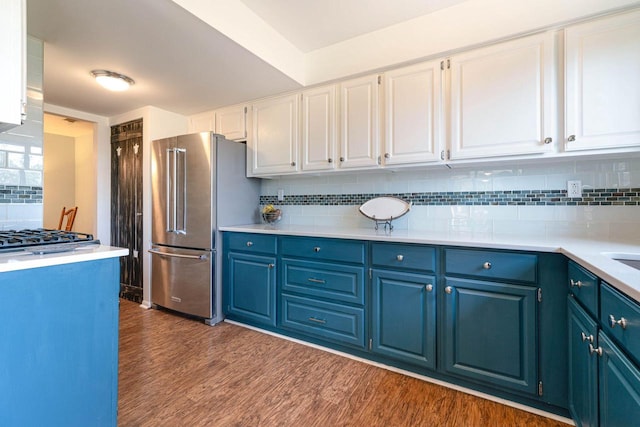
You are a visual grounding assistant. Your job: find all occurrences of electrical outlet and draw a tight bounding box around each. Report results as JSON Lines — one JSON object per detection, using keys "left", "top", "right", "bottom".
{"left": 567, "top": 180, "right": 582, "bottom": 198}
{"left": 277, "top": 189, "right": 284, "bottom": 201}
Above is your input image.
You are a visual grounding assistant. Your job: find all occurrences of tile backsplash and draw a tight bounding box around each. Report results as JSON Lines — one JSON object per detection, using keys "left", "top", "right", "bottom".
{"left": 259, "top": 157, "right": 640, "bottom": 241}
{"left": 0, "top": 37, "right": 43, "bottom": 230}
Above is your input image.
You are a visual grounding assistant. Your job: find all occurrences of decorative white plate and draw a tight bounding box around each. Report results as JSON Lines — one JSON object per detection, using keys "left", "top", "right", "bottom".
{"left": 359, "top": 196, "right": 411, "bottom": 228}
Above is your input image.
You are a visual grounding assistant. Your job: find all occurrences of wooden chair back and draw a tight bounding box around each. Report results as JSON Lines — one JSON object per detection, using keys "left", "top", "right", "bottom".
{"left": 58, "top": 206, "right": 78, "bottom": 231}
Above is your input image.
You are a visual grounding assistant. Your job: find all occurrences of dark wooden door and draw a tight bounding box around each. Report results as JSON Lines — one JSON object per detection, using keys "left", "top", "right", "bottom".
{"left": 111, "top": 119, "right": 143, "bottom": 302}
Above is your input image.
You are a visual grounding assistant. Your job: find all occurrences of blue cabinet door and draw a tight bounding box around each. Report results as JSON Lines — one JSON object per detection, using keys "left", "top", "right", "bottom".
{"left": 443, "top": 277, "right": 538, "bottom": 395}
{"left": 371, "top": 269, "right": 436, "bottom": 369}
{"left": 568, "top": 296, "right": 599, "bottom": 427}
{"left": 599, "top": 332, "right": 640, "bottom": 427}
{"left": 225, "top": 252, "right": 276, "bottom": 326}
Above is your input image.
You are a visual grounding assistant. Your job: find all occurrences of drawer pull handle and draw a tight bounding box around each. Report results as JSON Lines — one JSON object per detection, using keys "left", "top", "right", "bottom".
{"left": 313, "top": 247, "right": 321, "bottom": 252}
{"left": 589, "top": 343, "right": 603, "bottom": 356}
{"left": 268, "top": 263, "right": 274, "bottom": 269}
{"left": 581, "top": 332, "right": 594, "bottom": 343}
{"left": 308, "top": 278, "right": 326, "bottom": 284}
{"left": 308, "top": 317, "right": 326, "bottom": 324}
{"left": 246, "top": 241, "right": 253, "bottom": 247}
{"left": 426, "top": 284, "right": 433, "bottom": 292}
{"left": 570, "top": 279, "right": 582, "bottom": 288}
{"left": 396, "top": 255, "right": 404, "bottom": 261}
{"left": 445, "top": 286, "right": 453, "bottom": 294}
{"left": 609, "top": 315, "right": 628, "bottom": 329}
{"left": 483, "top": 262, "right": 491, "bottom": 269}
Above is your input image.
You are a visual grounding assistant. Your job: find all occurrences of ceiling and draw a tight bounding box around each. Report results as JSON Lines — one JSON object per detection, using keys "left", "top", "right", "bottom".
{"left": 27, "top": 0, "right": 466, "bottom": 119}
{"left": 27, "top": 0, "right": 640, "bottom": 121}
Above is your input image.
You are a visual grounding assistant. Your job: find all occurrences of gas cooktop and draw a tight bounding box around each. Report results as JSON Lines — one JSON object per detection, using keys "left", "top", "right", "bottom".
{"left": 0, "top": 229, "right": 99, "bottom": 254}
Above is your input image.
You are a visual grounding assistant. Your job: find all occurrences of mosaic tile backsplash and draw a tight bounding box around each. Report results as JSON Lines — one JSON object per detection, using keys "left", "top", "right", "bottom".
{"left": 261, "top": 188, "right": 640, "bottom": 207}
{"left": 259, "top": 158, "right": 640, "bottom": 241}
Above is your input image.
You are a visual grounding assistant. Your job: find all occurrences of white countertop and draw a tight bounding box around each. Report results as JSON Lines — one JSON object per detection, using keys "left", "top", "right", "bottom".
{"left": 0, "top": 245, "right": 129, "bottom": 273}
{"left": 221, "top": 224, "right": 640, "bottom": 302}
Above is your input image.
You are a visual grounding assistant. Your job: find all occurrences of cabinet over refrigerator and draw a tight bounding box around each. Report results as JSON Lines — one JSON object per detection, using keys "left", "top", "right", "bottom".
{"left": 150, "top": 132, "right": 259, "bottom": 324}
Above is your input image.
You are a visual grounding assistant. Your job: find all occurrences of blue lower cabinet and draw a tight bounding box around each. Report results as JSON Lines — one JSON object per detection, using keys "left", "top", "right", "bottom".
{"left": 281, "top": 294, "right": 365, "bottom": 348}
{"left": 0, "top": 258, "right": 120, "bottom": 427}
{"left": 225, "top": 252, "right": 276, "bottom": 326}
{"left": 442, "top": 277, "right": 538, "bottom": 395}
{"left": 599, "top": 332, "right": 640, "bottom": 427}
{"left": 568, "top": 296, "right": 599, "bottom": 427}
{"left": 371, "top": 269, "right": 436, "bottom": 369}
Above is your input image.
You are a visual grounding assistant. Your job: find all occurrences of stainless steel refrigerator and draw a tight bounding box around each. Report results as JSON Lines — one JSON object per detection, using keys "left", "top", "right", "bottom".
{"left": 150, "top": 132, "right": 259, "bottom": 324}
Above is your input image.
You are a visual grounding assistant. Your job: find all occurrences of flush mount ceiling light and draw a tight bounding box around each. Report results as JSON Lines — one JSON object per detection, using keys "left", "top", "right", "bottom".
{"left": 90, "top": 70, "right": 135, "bottom": 91}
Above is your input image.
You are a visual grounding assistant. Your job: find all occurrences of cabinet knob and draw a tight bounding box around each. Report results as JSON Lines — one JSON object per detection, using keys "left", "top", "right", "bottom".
{"left": 570, "top": 279, "right": 582, "bottom": 288}
{"left": 291, "top": 161, "right": 296, "bottom": 166}
{"left": 328, "top": 158, "right": 333, "bottom": 163}
{"left": 589, "top": 343, "right": 603, "bottom": 356}
{"left": 313, "top": 247, "right": 321, "bottom": 252}
{"left": 609, "top": 314, "right": 628, "bottom": 329}
{"left": 426, "top": 284, "right": 433, "bottom": 292}
{"left": 483, "top": 262, "right": 492, "bottom": 270}
{"left": 267, "top": 263, "right": 274, "bottom": 269}
{"left": 246, "top": 241, "right": 253, "bottom": 247}
{"left": 339, "top": 157, "right": 344, "bottom": 162}
{"left": 396, "top": 254, "right": 404, "bottom": 261}
{"left": 581, "top": 332, "right": 594, "bottom": 343}
{"left": 445, "top": 286, "right": 453, "bottom": 294}
{"left": 544, "top": 137, "right": 552, "bottom": 144}
{"left": 384, "top": 153, "right": 390, "bottom": 159}
{"left": 568, "top": 135, "right": 576, "bottom": 142}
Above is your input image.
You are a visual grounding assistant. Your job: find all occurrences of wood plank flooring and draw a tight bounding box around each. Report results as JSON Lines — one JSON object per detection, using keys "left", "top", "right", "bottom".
{"left": 118, "top": 299, "right": 570, "bottom": 426}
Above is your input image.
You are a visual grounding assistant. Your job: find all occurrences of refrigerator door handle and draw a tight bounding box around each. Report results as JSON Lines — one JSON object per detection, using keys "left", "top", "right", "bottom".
{"left": 165, "top": 148, "right": 174, "bottom": 233}
{"left": 176, "top": 148, "right": 187, "bottom": 235}
{"left": 149, "top": 248, "right": 208, "bottom": 260}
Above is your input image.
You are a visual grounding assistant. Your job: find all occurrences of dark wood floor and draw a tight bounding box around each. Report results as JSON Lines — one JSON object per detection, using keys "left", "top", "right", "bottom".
{"left": 118, "top": 299, "right": 570, "bottom": 426}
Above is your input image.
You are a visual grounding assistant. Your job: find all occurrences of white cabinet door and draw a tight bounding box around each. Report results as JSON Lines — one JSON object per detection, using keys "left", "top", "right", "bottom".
{"left": 565, "top": 10, "right": 640, "bottom": 151}
{"left": 339, "top": 74, "right": 381, "bottom": 169}
{"left": 248, "top": 94, "right": 299, "bottom": 176}
{"left": 449, "top": 32, "right": 557, "bottom": 160}
{"left": 384, "top": 60, "right": 443, "bottom": 166}
{"left": 188, "top": 111, "right": 215, "bottom": 133}
{"left": 215, "top": 104, "right": 247, "bottom": 141}
{"left": 0, "top": 0, "right": 25, "bottom": 132}
{"left": 301, "top": 85, "right": 337, "bottom": 171}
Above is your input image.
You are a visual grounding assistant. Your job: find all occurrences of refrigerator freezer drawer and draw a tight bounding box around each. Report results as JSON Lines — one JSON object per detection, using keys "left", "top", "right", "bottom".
{"left": 150, "top": 246, "right": 213, "bottom": 319}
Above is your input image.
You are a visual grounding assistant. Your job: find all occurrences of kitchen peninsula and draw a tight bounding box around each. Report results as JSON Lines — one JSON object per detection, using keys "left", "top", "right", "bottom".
{"left": 0, "top": 244, "right": 128, "bottom": 426}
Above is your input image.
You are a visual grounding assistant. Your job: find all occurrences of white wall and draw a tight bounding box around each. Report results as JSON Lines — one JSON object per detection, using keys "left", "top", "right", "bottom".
{"left": 74, "top": 133, "right": 94, "bottom": 234}
{"left": 43, "top": 133, "right": 75, "bottom": 229}
{"left": 44, "top": 104, "right": 110, "bottom": 242}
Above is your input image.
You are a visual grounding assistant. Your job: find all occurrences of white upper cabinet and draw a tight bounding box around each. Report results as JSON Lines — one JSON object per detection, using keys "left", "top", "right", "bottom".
{"left": 565, "top": 10, "right": 640, "bottom": 151}
{"left": 188, "top": 111, "right": 215, "bottom": 133}
{"left": 383, "top": 60, "right": 443, "bottom": 166}
{"left": 215, "top": 104, "right": 247, "bottom": 141}
{"left": 449, "top": 32, "right": 557, "bottom": 160}
{"left": 339, "top": 74, "right": 381, "bottom": 169}
{"left": 248, "top": 93, "right": 299, "bottom": 176}
{"left": 0, "top": 0, "right": 26, "bottom": 132}
{"left": 301, "top": 85, "right": 337, "bottom": 172}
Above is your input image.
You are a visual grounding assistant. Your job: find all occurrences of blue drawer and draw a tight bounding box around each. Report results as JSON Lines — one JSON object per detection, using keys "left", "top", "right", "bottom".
{"left": 445, "top": 248, "right": 537, "bottom": 283}
{"left": 601, "top": 282, "right": 640, "bottom": 366}
{"left": 568, "top": 261, "right": 598, "bottom": 316}
{"left": 280, "top": 236, "right": 365, "bottom": 264}
{"left": 225, "top": 232, "right": 277, "bottom": 255}
{"left": 371, "top": 243, "right": 436, "bottom": 272}
{"left": 282, "top": 259, "right": 364, "bottom": 305}
{"left": 281, "top": 294, "right": 365, "bottom": 348}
